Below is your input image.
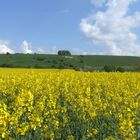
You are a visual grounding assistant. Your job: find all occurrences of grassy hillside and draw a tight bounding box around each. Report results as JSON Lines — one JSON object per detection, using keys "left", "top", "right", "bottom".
{"left": 0, "top": 54, "right": 140, "bottom": 71}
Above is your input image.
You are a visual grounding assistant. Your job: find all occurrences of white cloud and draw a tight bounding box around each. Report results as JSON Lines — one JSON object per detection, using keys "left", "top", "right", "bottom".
{"left": 37, "top": 48, "right": 46, "bottom": 54}
{"left": 21, "top": 40, "right": 33, "bottom": 54}
{"left": 0, "top": 40, "right": 14, "bottom": 54}
{"left": 80, "top": 0, "right": 140, "bottom": 56}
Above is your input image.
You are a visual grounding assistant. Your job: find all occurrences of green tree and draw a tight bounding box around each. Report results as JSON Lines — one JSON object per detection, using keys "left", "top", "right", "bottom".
{"left": 104, "top": 65, "right": 116, "bottom": 72}
{"left": 116, "top": 67, "right": 125, "bottom": 72}
{"left": 58, "top": 50, "right": 71, "bottom": 56}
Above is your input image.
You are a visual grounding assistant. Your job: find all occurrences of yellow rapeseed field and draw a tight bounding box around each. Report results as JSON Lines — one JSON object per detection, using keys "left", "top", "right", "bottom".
{"left": 0, "top": 68, "right": 140, "bottom": 139}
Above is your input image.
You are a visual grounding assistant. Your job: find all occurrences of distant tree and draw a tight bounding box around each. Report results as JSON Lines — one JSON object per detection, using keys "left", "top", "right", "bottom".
{"left": 58, "top": 64, "right": 65, "bottom": 69}
{"left": 80, "top": 55, "right": 84, "bottom": 57}
{"left": 1, "top": 63, "right": 12, "bottom": 67}
{"left": 52, "top": 60, "right": 57, "bottom": 64}
{"left": 68, "top": 64, "right": 73, "bottom": 67}
{"left": 6, "top": 52, "right": 11, "bottom": 55}
{"left": 135, "top": 64, "right": 140, "bottom": 72}
{"left": 74, "top": 67, "right": 81, "bottom": 71}
{"left": 104, "top": 65, "right": 116, "bottom": 72}
{"left": 51, "top": 65, "right": 55, "bottom": 68}
{"left": 80, "top": 60, "right": 84, "bottom": 63}
{"left": 58, "top": 50, "right": 71, "bottom": 56}
{"left": 34, "top": 64, "right": 40, "bottom": 68}
{"left": 59, "top": 59, "right": 64, "bottom": 62}
{"left": 116, "top": 67, "right": 125, "bottom": 72}
{"left": 36, "top": 57, "right": 45, "bottom": 61}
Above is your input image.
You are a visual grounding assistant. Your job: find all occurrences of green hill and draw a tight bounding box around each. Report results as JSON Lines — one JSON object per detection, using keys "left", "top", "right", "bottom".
{"left": 0, "top": 54, "right": 140, "bottom": 71}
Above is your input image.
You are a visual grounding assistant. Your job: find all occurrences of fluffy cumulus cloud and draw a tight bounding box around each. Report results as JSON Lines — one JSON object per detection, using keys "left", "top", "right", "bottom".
{"left": 0, "top": 40, "right": 14, "bottom": 54}
{"left": 80, "top": 0, "right": 140, "bottom": 55}
{"left": 21, "top": 40, "right": 33, "bottom": 54}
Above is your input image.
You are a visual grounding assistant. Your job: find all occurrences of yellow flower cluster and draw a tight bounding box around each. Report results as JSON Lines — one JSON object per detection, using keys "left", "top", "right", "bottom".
{"left": 0, "top": 68, "right": 140, "bottom": 139}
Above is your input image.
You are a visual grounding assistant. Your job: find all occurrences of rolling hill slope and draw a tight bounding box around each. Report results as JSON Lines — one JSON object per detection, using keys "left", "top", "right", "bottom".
{"left": 0, "top": 54, "right": 139, "bottom": 71}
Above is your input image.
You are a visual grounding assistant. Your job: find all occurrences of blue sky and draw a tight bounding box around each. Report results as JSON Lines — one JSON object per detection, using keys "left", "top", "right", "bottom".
{"left": 0, "top": 0, "right": 140, "bottom": 55}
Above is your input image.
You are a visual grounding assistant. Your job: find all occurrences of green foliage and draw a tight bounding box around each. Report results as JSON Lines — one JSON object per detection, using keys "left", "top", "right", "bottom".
{"left": 116, "top": 67, "right": 125, "bottom": 72}
{"left": 58, "top": 64, "right": 65, "bottom": 69}
{"left": 74, "top": 67, "right": 83, "bottom": 71}
{"left": 69, "top": 64, "right": 74, "bottom": 68}
{"left": 104, "top": 65, "right": 116, "bottom": 72}
{"left": 36, "top": 57, "right": 45, "bottom": 61}
{"left": 134, "top": 64, "right": 140, "bottom": 72}
{"left": 79, "top": 60, "right": 84, "bottom": 63}
{"left": 0, "top": 63, "right": 12, "bottom": 67}
{"left": 58, "top": 50, "right": 71, "bottom": 56}
{"left": 6, "top": 52, "right": 11, "bottom": 55}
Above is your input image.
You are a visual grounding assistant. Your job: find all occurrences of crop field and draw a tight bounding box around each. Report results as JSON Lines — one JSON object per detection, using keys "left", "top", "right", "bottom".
{"left": 0, "top": 68, "right": 140, "bottom": 139}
